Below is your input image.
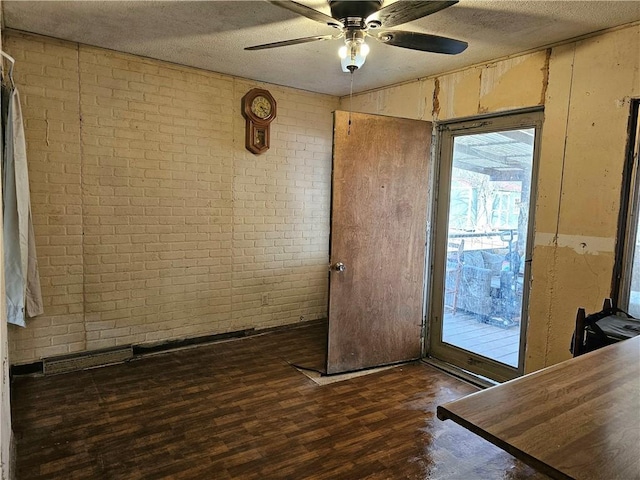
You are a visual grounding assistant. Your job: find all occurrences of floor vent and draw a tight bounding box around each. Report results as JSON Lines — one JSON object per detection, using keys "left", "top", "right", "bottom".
{"left": 43, "top": 346, "right": 133, "bottom": 375}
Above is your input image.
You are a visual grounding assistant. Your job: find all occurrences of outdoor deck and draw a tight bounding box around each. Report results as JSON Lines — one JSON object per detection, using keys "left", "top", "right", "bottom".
{"left": 442, "top": 311, "right": 521, "bottom": 367}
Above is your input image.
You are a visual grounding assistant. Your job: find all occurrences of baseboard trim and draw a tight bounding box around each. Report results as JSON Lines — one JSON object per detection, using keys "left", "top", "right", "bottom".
{"left": 10, "top": 318, "right": 327, "bottom": 377}
{"left": 132, "top": 328, "right": 255, "bottom": 355}
{"left": 43, "top": 346, "right": 133, "bottom": 375}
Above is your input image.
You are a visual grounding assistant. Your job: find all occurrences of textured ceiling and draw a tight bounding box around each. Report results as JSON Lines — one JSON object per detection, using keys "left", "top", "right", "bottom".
{"left": 3, "top": 0, "right": 640, "bottom": 96}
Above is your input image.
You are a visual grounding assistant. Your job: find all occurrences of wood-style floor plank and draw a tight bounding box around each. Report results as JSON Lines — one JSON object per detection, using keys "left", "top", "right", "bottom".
{"left": 12, "top": 322, "right": 549, "bottom": 479}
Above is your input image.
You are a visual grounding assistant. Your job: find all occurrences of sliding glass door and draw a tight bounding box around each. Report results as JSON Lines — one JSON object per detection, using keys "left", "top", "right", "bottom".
{"left": 429, "top": 111, "right": 543, "bottom": 382}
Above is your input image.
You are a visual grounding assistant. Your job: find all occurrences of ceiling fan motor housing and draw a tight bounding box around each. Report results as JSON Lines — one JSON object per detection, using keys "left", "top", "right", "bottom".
{"left": 329, "top": 1, "right": 383, "bottom": 25}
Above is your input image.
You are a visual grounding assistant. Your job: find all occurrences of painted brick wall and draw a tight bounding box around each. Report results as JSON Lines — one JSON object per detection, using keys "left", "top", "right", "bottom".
{"left": 6, "top": 34, "right": 85, "bottom": 363}
{"left": 6, "top": 31, "right": 337, "bottom": 364}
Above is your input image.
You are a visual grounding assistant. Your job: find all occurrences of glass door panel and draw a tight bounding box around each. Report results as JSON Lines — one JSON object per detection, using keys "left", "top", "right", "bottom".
{"left": 429, "top": 111, "right": 542, "bottom": 382}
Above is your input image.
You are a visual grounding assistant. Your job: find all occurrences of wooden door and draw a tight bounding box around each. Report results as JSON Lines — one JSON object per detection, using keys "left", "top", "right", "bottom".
{"left": 326, "top": 111, "right": 431, "bottom": 374}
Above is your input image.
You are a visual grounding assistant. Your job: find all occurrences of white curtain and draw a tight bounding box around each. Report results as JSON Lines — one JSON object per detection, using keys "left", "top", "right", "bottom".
{"left": 2, "top": 85, "right": 42, "bottom": 326}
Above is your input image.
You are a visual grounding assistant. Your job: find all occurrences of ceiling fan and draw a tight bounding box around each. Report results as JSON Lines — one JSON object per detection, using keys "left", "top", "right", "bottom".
{"left": 246, "top": 0, "right": 468, "bottom": 73}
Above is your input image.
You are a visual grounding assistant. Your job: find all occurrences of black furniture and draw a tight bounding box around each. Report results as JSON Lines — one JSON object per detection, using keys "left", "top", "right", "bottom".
{"left": 572, "top": 298, "right": 640, "bottom": 357}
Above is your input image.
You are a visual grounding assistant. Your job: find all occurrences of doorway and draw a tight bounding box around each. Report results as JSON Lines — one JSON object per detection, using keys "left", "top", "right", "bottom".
{"left": 429, "top": 110, "right": 543, "bottom": 382}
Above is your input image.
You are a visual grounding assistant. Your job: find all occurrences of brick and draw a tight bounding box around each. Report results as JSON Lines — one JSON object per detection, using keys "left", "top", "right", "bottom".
{"left": 6, "top": 31, "right": 336, "bottom": 364}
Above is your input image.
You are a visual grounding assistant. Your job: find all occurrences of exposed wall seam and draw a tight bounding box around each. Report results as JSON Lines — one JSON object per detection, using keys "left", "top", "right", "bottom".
{"left": 231, "top": 77, "right": 236, "bottom": 325}
{"left": 545, "top": 44, "right": 577, "bottom": 366}
{"left": 432, "top": 78, "right": 440, "bottom": 119}
{"left": 540, "top": 49, "right": 552, "bottom": 105}
{"left": 418, "top": 79, "right": 425, "bottom": 121}
{"left": 477, "top": 68, "right": 483, "bottom": 114}
{"left": 77, "top": 43, "right": 87, "bottom": 353}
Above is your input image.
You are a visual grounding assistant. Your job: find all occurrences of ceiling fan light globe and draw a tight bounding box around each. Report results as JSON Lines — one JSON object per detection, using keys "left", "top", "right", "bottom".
{"left": 338, "top": 45, "right": 348, "bottom": 59}
{"left": 340, "top": 44, "right": 367, "bottom": 72}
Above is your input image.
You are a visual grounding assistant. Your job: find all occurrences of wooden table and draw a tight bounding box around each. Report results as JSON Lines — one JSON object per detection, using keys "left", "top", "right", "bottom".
{"left": 437, "top": 336, "right": 640, "bottom": 480}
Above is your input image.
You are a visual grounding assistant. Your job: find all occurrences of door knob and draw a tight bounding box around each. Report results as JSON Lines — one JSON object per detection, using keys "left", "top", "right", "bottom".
{"left": 331, "top": 262, "right": 346, "bottom": 272}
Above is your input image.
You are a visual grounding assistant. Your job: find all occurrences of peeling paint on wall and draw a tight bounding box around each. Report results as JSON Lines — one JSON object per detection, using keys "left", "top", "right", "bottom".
{"left": 477, "top": 70, "right": 486, "bottom": 114}
{"left": 478, "top": 51, "right": 547, "bottom": 112}
{"left": 535, "top": 233, "right": 615, "bottom": 255}
{"left": 432, "top": 77, "right": 440, "bottom": 118}
{"left": 540, "top": 48, "right": 552, "bottom": 105}
{"left": 437, "top": 69, "right": 482, "bottom": 119}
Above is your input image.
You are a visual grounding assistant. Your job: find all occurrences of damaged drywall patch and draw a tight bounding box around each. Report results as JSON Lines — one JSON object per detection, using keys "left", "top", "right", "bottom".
{"left": 478, "top": 51, "right": 548, "bottom": 112}
{"left": 477, "top": 69, "right": 487, "bottom": 114}
{"left": 432, "top": 77, "right": 440, "bottom": 118}
{"left": 615, "top": 96, "right": 631, "bottom": 109}
{"left": 540, "top": 48, "right": 551, "bottom": 105}
{"left": 535, "top": 232, "right": 615, "bottom": 254}
{"left": 436, "top": 69, "right": 482, "bottom": 119}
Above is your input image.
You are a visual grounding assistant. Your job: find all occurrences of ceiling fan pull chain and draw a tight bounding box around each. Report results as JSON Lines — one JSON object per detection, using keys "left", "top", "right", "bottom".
{"left": 348, "top": 71, "right": 353, "bottom": 135}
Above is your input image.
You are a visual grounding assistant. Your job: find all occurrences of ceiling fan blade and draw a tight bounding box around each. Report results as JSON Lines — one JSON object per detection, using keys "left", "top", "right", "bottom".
{"left": 367, "top": 1, "right": 458, "bottom": 28}
{"left": 374, "top": 30, "right": 467, "bottom": 55}
{"left": 245, "top": 34, "right": 335, "bottom": 51}
{"left": 268, "top": 1, "right": 343, "bottom": 28}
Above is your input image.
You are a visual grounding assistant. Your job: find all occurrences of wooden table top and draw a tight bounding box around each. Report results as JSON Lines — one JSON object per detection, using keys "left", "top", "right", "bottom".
{"left": 437, "top": 336, "right": 640, "bottom": 480}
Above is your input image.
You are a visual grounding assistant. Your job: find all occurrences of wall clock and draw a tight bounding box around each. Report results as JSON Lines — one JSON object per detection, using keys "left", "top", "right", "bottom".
{"left": 241, "top": 88, "right": 277, "bottom": 155}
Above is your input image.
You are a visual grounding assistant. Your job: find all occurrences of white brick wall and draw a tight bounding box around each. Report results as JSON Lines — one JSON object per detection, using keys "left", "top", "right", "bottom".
{"left": 7, "top": 31, "right": 338, "bottom": 364}
{"left": 6, "top": 34, "right": 85, "bottom": 362}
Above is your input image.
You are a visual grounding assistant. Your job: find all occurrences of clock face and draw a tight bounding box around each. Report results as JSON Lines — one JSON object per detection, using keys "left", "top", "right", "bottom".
{"left": 251, "top": 95, "right": 272, "bottom": 119}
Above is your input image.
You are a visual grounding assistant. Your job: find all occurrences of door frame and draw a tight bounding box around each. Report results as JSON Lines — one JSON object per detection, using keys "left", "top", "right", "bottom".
{"left": 426, "top": 108, "right": 544, "bottom": 382}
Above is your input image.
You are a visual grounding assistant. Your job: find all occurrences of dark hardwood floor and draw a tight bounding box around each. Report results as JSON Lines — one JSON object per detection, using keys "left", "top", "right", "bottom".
{"left": 11, "top": 322, "right": 549, "bottom": 479}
